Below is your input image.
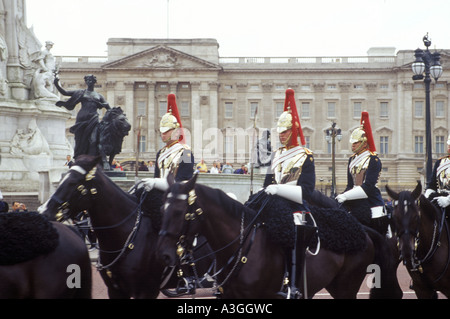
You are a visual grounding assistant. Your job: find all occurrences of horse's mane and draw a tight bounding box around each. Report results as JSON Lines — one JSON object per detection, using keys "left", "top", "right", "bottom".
{"left": 99, "top": 169, "right": 138, "bottom": 203}
{"left": 419, "top": 194, "right": 441, "bottom": 221}
{"left": 73, "top": 155, "right": 137, "bottom": 204}
{"left": 195, "top": 184, "right": 257, "bottom": 224}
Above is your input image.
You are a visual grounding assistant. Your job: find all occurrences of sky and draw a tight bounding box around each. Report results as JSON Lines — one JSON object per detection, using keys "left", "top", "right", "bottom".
{"left": 26, "top": 0, "right": 450, "bottom": 58}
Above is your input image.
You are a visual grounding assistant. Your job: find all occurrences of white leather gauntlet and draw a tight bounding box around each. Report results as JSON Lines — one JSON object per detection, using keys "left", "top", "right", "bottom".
{"left": 142, "top": 178, "right": 169, "bottom": 192}
{"left": 265, "top": 184, "right": 303, "bottom": 204}
{"left": 436, "top": 195, "right": 450, "bottom": 208}
{"left": 336, "top": 186, "right": 368, "bottom": 203}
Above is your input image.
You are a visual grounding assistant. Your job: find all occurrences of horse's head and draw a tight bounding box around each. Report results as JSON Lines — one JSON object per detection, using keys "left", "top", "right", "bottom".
{"left": 39, "top": 155, "right": 102, "bottom": 221}
{"left": 386, "top": 182, "right": 422, "bottom": 267}
{"left": 157, "top": 173, "right": 201, "bottom": 267}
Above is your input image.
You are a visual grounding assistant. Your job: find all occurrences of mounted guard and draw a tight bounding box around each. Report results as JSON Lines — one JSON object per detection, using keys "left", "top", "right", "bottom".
{"left": 336, "top": 111, "right": 389, "bottom": 235}
{"left": 143, "top": 93, "right": 194, "bottom": 191}
{"left": 261, "top": 88, "right": 317, "bottom": 298}
{"left": 425, "top": 134, "right": 450, "bottom": 214}
{"left": 139, "top": 93, "right": 197, "bottom": 295}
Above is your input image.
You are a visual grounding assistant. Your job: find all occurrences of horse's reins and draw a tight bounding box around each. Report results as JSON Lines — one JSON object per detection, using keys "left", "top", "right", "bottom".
{"left": 397, "top": 198, "right": 450, "bottom": 282}
{"left": 163, "top": 189, "right": 269, "bottom": 294}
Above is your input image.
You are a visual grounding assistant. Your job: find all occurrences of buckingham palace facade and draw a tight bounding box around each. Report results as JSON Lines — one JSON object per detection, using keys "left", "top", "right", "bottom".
{"left": 55, "top": 38, "right": 450, "bottom": 193}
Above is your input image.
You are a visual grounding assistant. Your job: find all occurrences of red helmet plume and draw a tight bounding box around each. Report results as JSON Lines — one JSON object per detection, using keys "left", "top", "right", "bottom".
{"left": 282, "top": 88, "right": 306, "bottom": 146}
{"left": 360, "top": 111, "right": 376, "bottom": 152}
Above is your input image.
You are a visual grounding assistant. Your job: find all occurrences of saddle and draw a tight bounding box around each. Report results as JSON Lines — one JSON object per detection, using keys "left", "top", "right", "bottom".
{"left": 0, "top": 212, "right": 59, "bottom": 265}
{"left": 246, "top": 191, "right": 367, "bottom": 253}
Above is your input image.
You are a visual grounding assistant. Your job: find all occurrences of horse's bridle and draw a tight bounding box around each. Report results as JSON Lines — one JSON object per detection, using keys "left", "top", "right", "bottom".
{"left": 49, "top": 166, "right": 98, "bottom": 222}
{"left": 393, "top": 198, "right": 448, "bottom": 277}
{"left": 159, "top": 189, "right": 204, "bottom": 261}
{"left": 160, "top": 187, "right": 265, "bottom": 295}
{"left": 49, "top": 165, "right": 146, "bottom": 273}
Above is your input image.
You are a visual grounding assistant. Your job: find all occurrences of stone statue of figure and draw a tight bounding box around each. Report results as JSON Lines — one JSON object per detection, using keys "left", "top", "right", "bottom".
{"left": 54, "top": 74, "right": 111, "bottom": 159}
{"left": 31, "top": 41, "right": 58, "bottom": 100}
{"left": 10, "top": 118, "right": 51, "bottom": 156}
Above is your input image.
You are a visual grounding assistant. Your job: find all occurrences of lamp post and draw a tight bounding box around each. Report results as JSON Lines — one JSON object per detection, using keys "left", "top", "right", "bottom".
{"left": 326, "top": 122, "right": 342, "bottom": 198}
{"left": 411, "top": 33, "right": 443, "bottom": 188}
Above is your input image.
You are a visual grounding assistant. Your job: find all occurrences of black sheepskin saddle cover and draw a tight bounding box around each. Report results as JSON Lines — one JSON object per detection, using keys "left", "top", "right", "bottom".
{"left": 0, "top": 212, "right": 59, "bottom": 265}
{"left": 245, "top": 191, "right": 367, "bottom": 254}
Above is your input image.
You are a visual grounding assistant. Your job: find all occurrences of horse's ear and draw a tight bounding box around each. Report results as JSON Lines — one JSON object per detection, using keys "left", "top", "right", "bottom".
{"left": 185, "top": 173, "right": 198, "bottom": 191}
{"left": 411, "top": 181, "right": 422, "bottom": 200}
{"left": 385, "top": 184, "right": 399, "bottom": 200}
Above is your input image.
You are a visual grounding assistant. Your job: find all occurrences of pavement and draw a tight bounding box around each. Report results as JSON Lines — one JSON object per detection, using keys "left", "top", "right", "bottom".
{"left": 89, "top": 250, "right": 446, "bottom": 299}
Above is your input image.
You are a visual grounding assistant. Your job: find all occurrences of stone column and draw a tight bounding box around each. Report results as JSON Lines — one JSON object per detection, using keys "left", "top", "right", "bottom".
{"left": 261, "top": 82, "right": 273, "bottom": 130}
{"left": 190, "top": 81, "right": 202, "bottom": 159}
{"left": 123, "top": 81, "right": 135, "bottom": 154}
{"left": 147, "top": 81, "right": 156, "bottom": 156}
{"left": 105, "top": 81, "right": 116, "bottom": 108}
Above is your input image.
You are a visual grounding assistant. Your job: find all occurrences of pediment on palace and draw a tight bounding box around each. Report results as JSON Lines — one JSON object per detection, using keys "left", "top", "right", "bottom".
{"left": 103, "top": 46, "right": 222, "bottom": 71}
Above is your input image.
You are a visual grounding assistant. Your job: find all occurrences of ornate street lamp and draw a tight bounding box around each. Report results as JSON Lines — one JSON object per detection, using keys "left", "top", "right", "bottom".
{"left": 326, "top": 122, "right": 342, "bottom": 197}
{"left": 411, "top": 33, "right": 443, "bottom": 187}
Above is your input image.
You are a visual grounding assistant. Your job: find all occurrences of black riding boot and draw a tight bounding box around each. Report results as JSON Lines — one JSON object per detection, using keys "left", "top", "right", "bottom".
{"left": 279, "top": 223, "right": 317, "bottom": 299}
{"left": 294, "top": 224, "right": 317, "bottom": 298}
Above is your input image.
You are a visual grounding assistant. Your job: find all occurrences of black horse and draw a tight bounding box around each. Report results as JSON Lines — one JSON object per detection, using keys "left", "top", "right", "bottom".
{"left": 157, "top": 174, "right": 403, "bottom": 299}
{"left": 386, "top": 182, "right": 450, "bottom": 298}
{"left": 40, "top": 154, "right": 213, "bottom": 298}
{"left": 40, "top": 155, "right": 163, "bottom": 298}
{"left": 0, "top": 212, "right": 92, "bottom": 298}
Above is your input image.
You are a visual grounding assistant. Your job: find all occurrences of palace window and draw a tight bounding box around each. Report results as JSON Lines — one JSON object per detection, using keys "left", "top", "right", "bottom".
{"left": 159, "top": 101, "right": 167, "bottom": 117}
{"left": 275, "top": 102, "right": 284, "bottom": 118}
{"left": 301, "top": 102, "right": 310, "bottom": 118}
{"left": 415, "top": 136, "right": 424, "bottom": 154}
{"left": 250, "top": 102, "right": 258, "bottom": 119}
{"left": 380, "top": 102, "right": 388, "bottom": 118}
{"left": 436, "top": 101, "right": 445, "bottom": 118}
{"left": 379, "top": 136, "right": 389, "bottom": 154}
{"left": 414, "top": 101, "right": 424, "bottom": 118}
{"left": 137, "top": 101, "right": 146, "bottom": 116}
{"left": 180, "top": 101, "right": 190, "bottom": 117}
{"left": 327, "top": 102, "right": 336, "bottom": 118}
{"left": 225, "top": 102, "right": 233, "bottom": 118}
{"left": 436, "top": 135, "right": 445, "bottom": 154}
{"left": 353, "top": 102, "right": 362, "bottom": 118}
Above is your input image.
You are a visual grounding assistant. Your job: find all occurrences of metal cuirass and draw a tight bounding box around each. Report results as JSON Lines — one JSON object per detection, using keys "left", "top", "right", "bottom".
{"left": 273, "top": 148, "right": 308, "bottom": 184}
{"left": 437, "top": 157, "right": 450, "bottom": 192}
{"left": 158, "top": 144, "right": 190, "bottom": 179}
{"left": 349, "top": 151, "right": 372, "bottom": 186}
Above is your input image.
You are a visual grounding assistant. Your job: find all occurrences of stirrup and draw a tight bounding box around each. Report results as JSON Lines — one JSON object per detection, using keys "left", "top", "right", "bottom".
{"left": 277, "top": 277, "right": 302, "bottom": 299}
{"left": 176, "top": 276, "right": 196, "bottom": 295}
{"left": 277, "top": 286, "right": 302, "bottom": 299}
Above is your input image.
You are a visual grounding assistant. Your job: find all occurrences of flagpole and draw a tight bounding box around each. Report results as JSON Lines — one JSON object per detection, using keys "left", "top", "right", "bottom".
{"left": 250, "top": 105, "right": 258, "bottom": 196}
{"left": 167, "top": 0, "right": 170, "bottom": 38}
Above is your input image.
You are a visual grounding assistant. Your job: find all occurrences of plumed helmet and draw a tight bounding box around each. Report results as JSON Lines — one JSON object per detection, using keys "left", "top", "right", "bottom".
{"left": 159, "top": 94, "right": 184, "bottom": 142}
{"left": 350, "top": 111, "right": 376, "bottom": 152}
{"left": 276, "top": 88, "right": 306, "bottom": 146}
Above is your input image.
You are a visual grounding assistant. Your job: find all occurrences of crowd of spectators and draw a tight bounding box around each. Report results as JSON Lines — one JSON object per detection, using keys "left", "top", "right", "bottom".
{"left": 195, "top": 160, "right": 249, "bottom": 174}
